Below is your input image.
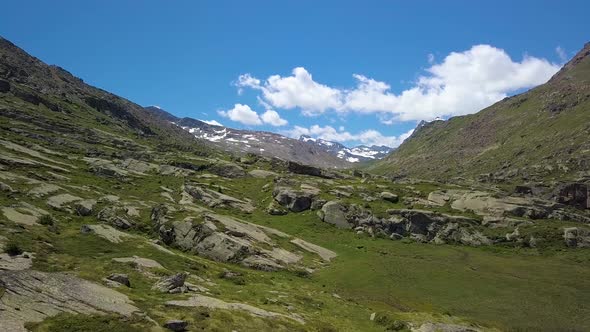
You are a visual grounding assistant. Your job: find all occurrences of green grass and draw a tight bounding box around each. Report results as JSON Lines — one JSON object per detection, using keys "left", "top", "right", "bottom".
{"left": 2, "top": 91, "right": 590, "bottom": 331}
{"left": 25, "top": 314, "right": 149, "bottom": 332}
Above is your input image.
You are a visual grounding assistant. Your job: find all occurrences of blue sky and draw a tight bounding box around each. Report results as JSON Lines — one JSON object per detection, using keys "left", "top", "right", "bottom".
{"left": 1, "top": 1, "right": 588, "bottom": 147}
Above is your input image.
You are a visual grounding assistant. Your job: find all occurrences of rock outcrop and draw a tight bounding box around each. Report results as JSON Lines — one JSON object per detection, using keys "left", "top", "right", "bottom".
{"left": 0, "top": 270, "right": 138, "bottom": 332}
{"left": 184, "top": 183, "right": 255, "bottom": 213}
{"left": 555, "top": 183, "right": 589, "bottom": 210}
{"left": 151, "top": 208, "right": 312, "bottom": 271}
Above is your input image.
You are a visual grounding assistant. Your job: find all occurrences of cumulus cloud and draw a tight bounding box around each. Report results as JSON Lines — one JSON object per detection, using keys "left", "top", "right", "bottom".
{"left": 284, "top": 125, "right": 414, "bottom": 148}
{"left": 218, "top": 104, "right": 262, "bottom": 125}
{"left": 218, "top": 104, "right": 287, "bottom": 126}
{"left": 199, "top": 119, "right": 223, "bottom": 126}
{"left": 236, "top": 67, "right": 342, "bottom": 115}
{"left": 261, "top": 110, "right": 288, "bottom": 126}
{"left": 236, "top": 45, "right": 560, "bottom": 122}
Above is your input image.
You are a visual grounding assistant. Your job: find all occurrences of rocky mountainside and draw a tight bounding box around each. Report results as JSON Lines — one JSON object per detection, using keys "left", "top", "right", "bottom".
{"left": 1, "top": 36, "right": 590, "bottom": 332}
{"left": 143, "top": 107, "right": 354, "bottom": 168}
{"left": 370, "top": 42, "right": 590, "bottom": 186}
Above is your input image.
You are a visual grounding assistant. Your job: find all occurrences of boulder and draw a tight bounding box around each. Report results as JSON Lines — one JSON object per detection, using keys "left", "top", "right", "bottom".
{"left": 152, "top": 272, "right": 188, "bottom": 293}
{"left": 318, "top": 201, "right": 352, "bottom": 229}
{"left": 164, "top": 320, "right": 189, "bottom": 332}
{"left": 107, "top": 273, "right": 131, "bottom": 287}
{"left": 74, "top": 199, "right": 97, "bottom": 216}
{"left": 208, "top": 162, "right": 246, "bottom": 178}
{"left": 379, "top": 191, "right": 399, "bottom": 203}
{"left": 273, "top": 187, "right": 313, "bottom": 212}
{"left": 249, "top": 169, "right": 278, "bottom": 178}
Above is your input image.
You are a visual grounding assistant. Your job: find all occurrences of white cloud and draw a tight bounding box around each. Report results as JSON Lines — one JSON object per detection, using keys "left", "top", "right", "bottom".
{"left": 218, "top": 104, "right": 288, "bottom": 127}
{"left": 284, "top": 125, "right": 414, "bottom": 148}
{"left": 236, "top": 45, "right": 560, "bottom": 122}
{"left": 261, "top": 110, "right": 288, "bottom": 126}
{"left": 218, "top": 104, "right": 262, "bottom": 125}
{"left": 236, "top": 67, "right": 342, "bottom": 116}
{"left": 556, "top": 46, "right": 567, "bottom": 62}
{"left": 199, "top": 119, "right": 223, "bottom": 126}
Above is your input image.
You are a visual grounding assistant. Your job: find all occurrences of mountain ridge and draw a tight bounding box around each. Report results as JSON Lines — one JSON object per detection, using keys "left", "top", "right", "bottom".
{"left": 369, "top": 42, "right": 590, "bottom": 185}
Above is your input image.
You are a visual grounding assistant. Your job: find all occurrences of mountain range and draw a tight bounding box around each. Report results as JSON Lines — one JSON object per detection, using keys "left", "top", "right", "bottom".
{"left": 144, "top": 106, "right": 394, "bottom": 167}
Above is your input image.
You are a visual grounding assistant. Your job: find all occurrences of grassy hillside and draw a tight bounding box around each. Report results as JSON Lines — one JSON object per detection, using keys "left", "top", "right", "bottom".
{"left": 369, "top": 43, "right": 590, "bottom": 185}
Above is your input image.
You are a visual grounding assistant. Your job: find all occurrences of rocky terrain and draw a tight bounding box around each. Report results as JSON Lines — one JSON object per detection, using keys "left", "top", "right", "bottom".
{"left": 1, "top": 36, "right": 590, "bottom": 332}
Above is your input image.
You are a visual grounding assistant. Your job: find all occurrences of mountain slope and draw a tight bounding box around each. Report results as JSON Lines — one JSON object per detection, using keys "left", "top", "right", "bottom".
{"left": 142, "top": 108, "right": 355, "bottom": 168}
{"left": 0, "top": 36, "right": 213, "bottom": 157}
{"left": 370, "top": 42, "right": 590, "bottom": 184}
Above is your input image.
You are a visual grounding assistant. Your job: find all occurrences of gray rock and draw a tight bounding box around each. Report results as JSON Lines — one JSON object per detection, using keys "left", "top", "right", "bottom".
{"left": 209, "top": 162, "right": 246, "bottom": 178}
{"left": 555, "top": 183, "right": 589, "bottom": 210}
{"left": 318, "top": 201, "right": 353, "bottom": 229}
{"left": 97, "top": 207, "right": 134, "bottom": 229}
{"left": 311, "top": 199, "right": 327, "bottom": 210}
{"left": 249, "top": 169, "right": 278, "bottom": 178}
{"left": 107, "top": 273, "right": 130, "bottom": 287}
{"left": 164, "top": 320, "right": 189, "bottom": 332}
{"left": 152, "top": 272, "right": 188, "bottom": 293}
{"left": 564, "top": 227, "right": 590, "bottom": 248}
{"left": 185, "top": 184, "right": 255, "bottom": 213}
{"left": 273, "top": 187, "right": 313, "bottom": 212}
{"left": 74, "top": 199, "right": 97, "bottom": 216}
{"left": 380, "top": 191, "right": 399, "bottom": 203}
{"left": 0, "top": 270, "right": 138, "bottom": 332}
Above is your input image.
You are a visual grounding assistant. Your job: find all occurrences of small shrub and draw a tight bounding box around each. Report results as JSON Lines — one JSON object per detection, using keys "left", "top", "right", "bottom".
{"left": 4, "top": 241, "right": 23, "bottom": 256}
{"left": 39, "top": 214, "right": 55, "bottom": 226}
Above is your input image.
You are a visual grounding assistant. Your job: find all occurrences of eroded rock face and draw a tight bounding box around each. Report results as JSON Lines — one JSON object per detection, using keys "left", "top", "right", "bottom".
{"left": 97, "top": 206, "right": 135, "bottom": 229}
{"left": 555, "top": 183, "right": 589, "bottom": 210}
{"left": 0, "top": 270, "right": 138, "bottom": 332}
{"left": 151, "top": 209, "right": 306, "bottom": 271}
{"left": 152, "top": 272, "right": 188, "bottom": 293}
{"left": 185, "top": 183, "right": 255, "bottom": 213}
{"left": 317, "top": 201, "right": 493, "bottom": 246}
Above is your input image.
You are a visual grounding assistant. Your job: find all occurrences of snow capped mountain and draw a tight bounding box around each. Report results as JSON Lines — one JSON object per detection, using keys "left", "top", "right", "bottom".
{"left": 298, "top": 135, "right": 393, "bottom": 163}
{"left": 143, "top": 107, "right": 393, "bottom": 166}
